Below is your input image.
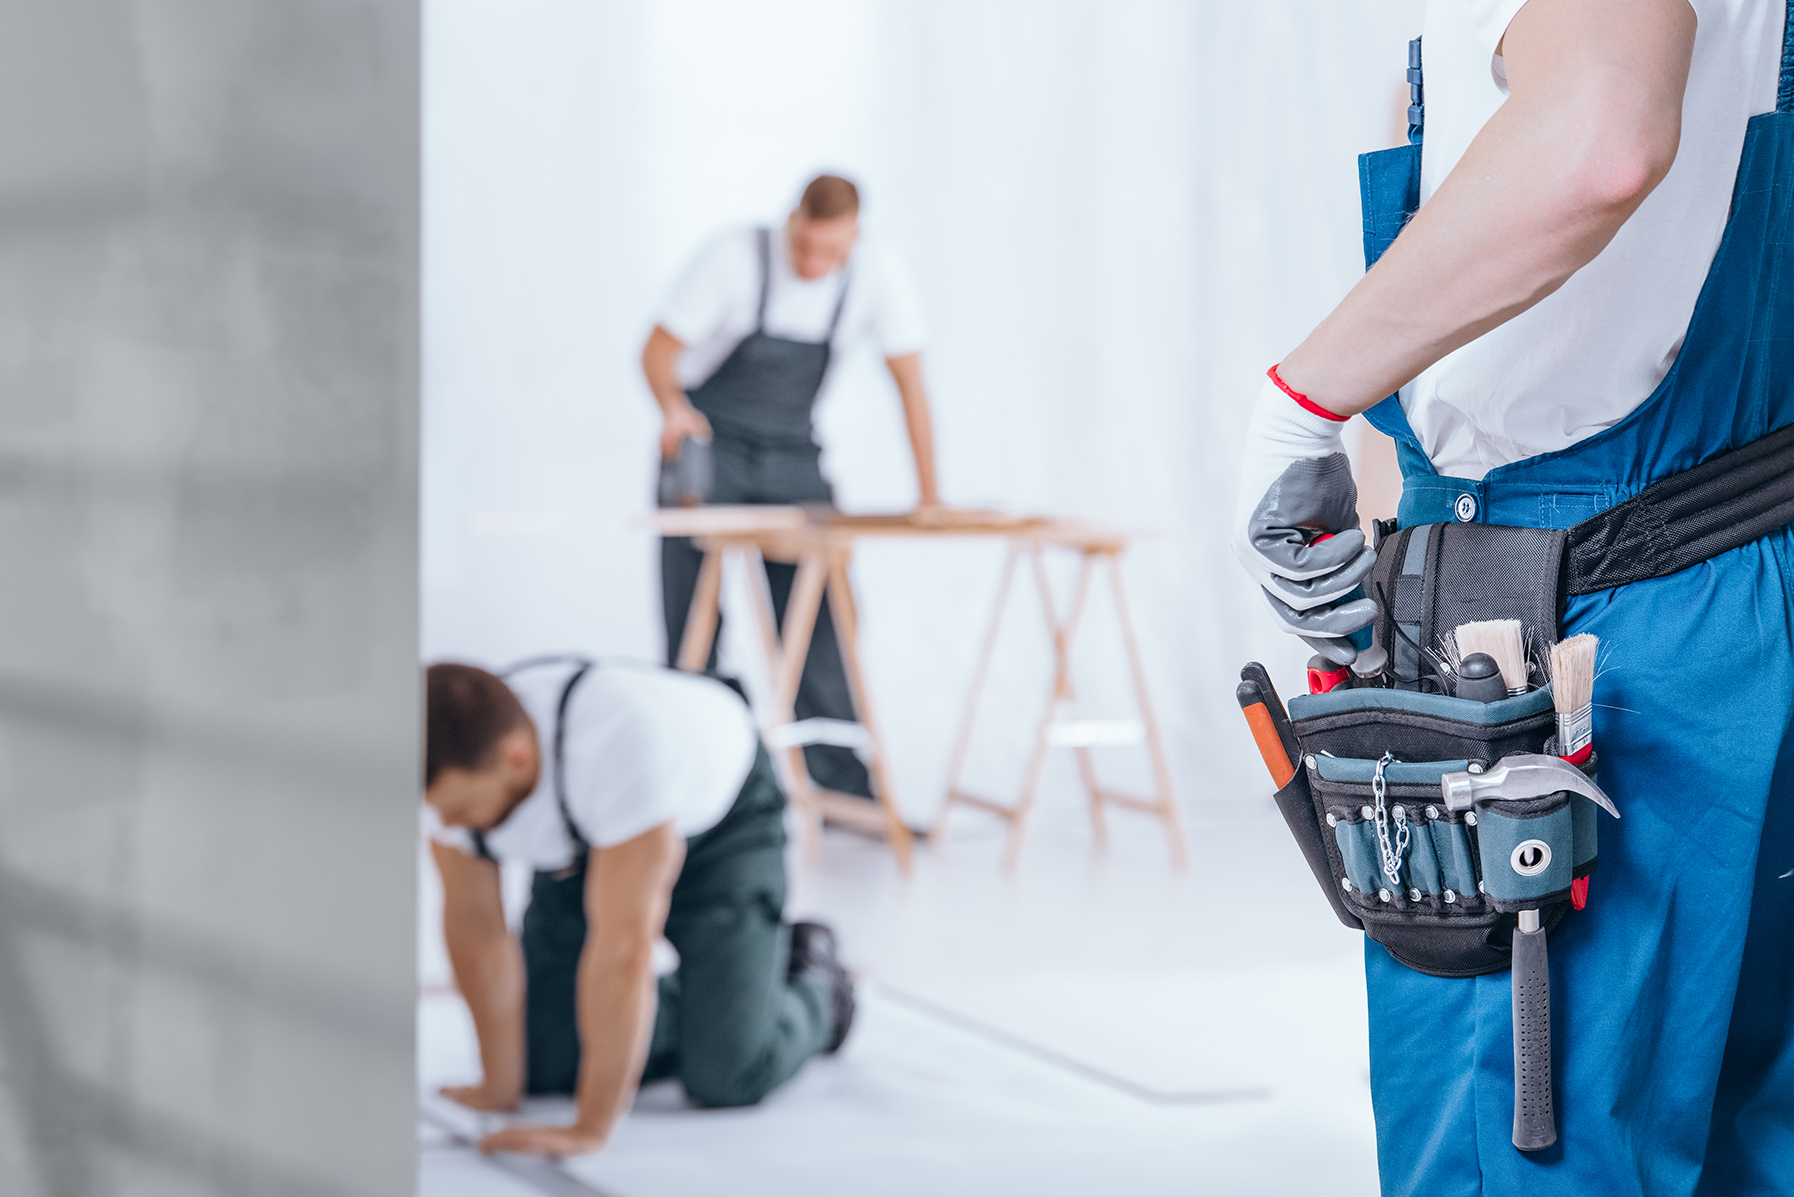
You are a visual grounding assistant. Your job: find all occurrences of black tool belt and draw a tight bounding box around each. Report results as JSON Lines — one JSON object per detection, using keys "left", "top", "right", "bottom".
{"left": 1278, "top": 689, "right": 1600, "bottom": 977}
{"left": 1371, "top": 420, "right": 1794, "bottom": 687}
{"left": 1265, "top": 421, "right": 1794, "bottom": 977}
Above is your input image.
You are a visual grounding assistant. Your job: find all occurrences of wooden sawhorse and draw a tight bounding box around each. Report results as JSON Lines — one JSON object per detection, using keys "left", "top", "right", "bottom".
{"left": 663, "top": 511, "right": 915, "bottom": 873}
{"left": 933, "top": 528, "right": 1187, "bottom": 870}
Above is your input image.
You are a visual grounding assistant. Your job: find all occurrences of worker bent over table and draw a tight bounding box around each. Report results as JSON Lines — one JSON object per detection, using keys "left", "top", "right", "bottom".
{"left": 643, "top": 173, "right": 938, "bottom": 802}
{"left": 423, "top": 658, "right": 854, "bottom": 1157}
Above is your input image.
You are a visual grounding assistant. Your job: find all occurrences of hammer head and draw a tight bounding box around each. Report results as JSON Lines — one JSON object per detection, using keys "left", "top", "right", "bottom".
{"left": 1440, "top": 753, "right": 1619, "bottom": 819}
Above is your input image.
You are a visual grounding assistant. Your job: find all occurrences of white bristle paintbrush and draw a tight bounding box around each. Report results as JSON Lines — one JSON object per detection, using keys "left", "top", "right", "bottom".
{"left": 1454, "top": 619, "right": 1528, "bottom": 697}
{"left": 1548, "top": 633, "right": 1598, "bottom": 764}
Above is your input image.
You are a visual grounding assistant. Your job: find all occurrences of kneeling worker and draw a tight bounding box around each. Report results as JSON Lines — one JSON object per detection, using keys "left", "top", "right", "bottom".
{"left": 423, "top": 657, "right": 854, "bottom": 1156}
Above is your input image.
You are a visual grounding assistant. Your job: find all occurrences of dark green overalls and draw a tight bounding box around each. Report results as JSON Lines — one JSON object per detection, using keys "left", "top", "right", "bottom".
{"left": 504, "top": 662, "right": 835, "bottom": 1108}
{"left": 659, "top": 227, "right": 873, "bottom": 799}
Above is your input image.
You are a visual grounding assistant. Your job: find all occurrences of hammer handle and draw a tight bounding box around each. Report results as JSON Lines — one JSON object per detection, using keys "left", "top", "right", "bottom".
{"left": 1512, "top": 922, "right": 1557, "bottom": 1151}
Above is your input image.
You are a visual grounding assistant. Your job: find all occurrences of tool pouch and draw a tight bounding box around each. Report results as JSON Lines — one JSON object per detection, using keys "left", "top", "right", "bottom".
{"left": 1365, "top": 521, "right": 1567, "bottom": 693}
{"left": 1288, "top": 685, "right": 1601, "bottom": 977}
{"left": 1266, "top": 520, "right": 1597, "bottom": 978}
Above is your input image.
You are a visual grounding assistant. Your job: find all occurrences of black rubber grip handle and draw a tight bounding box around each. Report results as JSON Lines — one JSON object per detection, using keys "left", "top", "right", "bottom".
{"left": 1512, "top": 923, "right": 1557, "bottom": 1151}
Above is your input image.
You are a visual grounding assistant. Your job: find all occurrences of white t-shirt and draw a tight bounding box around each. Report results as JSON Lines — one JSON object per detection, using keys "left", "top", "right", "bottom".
{"left": 427, "top": 661, "right": 758, "bottom": 872}
{"left": 658, "top": 225, "right": 927, "bottom": 390}
{"left": 1401, "top": 0, "right": 1785, "bottom": 480}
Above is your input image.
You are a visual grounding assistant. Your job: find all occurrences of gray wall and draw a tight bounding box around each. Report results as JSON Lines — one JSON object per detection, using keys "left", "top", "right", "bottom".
{"left": 0, "top": 2, "right": 418, "bottom": 1194}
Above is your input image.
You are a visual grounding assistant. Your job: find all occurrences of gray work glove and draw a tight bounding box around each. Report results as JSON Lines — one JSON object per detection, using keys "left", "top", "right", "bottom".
{"left": 1231, "top": 370, "right": 1378, "bottom": 665}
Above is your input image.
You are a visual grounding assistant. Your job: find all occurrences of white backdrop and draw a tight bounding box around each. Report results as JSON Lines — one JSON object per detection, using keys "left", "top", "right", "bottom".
{"left": 421, "top": 0, "right": 1423, "bottom": 824}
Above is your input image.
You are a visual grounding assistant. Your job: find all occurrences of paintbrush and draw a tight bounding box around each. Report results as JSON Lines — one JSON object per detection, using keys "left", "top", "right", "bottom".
{"left": 1548, "top": 634, "right": 1597, "bottom": 766}
{"left": 1455, "top": 619, "right": 1528, "bottom": 697}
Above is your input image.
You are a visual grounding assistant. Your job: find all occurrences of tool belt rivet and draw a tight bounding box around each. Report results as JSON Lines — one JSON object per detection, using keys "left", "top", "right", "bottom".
{"left": 1326, "top": 812, "right": 1338, "bottom": 827}
{"left": 1360, "top": 805, "right": 1375, "bottom": 820}
{"left": 1409, "top": 887, "right": 1422, "bottom": 901}
{"left": 1465, "top": 811, "right": 1478, "bottom": 826}
{"left": 1378, "top": 888, "right": 1392, "bottom": 902}
{"left": 1443, "top": 889, "right": 1457, "bottom": 904}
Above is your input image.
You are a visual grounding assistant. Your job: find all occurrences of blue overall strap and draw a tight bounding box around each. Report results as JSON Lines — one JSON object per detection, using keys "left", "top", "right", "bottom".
{"left": 1356, "top": 38, "right": 1424, "bottom": 445}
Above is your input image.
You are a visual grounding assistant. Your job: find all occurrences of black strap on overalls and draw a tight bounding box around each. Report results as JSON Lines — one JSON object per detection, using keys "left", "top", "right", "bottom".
{"left": 470, "top": 658, "right": 594, "bottom": 862}
{"left": 751, "top": 226, "right": 854, "bottom": 345}
{"left": 682, "top": 229, "right": 853, "bottom": 449}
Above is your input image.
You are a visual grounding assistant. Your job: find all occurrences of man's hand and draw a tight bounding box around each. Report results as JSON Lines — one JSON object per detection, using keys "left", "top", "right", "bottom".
{"left": 659, "top": 401, "right": 712, "bottom": 461}
{"left": 1232, "top": 369, "right": 1378, "bottom": 665}
{"left": 441, "top": 1081, "right": 521, "bottom": 1115}
{"left": 479, "top": 1121, "right": 607, "bottom": 1159}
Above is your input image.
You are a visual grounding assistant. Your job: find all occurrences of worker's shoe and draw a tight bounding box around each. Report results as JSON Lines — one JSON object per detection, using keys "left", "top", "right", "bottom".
{"left": 789, "top": 921, "right": 856, "bottom": 1054}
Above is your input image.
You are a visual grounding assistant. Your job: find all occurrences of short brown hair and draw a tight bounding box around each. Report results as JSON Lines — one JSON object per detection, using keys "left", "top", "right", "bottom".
{"left": 799, "top": 174, "right": 859, "bottom": 221}
{"left": 426, "top": 663, "right": 531, "bottom": 787}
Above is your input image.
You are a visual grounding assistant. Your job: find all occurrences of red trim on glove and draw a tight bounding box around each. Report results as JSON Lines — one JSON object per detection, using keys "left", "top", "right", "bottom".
{"left": 1268, "top": 364, "right": 1349, "bottom": 424}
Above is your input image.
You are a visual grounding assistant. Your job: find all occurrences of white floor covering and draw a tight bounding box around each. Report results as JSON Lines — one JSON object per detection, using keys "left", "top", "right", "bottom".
{"left": 418, "top": 800, "right": 1380, "bottom": 1196}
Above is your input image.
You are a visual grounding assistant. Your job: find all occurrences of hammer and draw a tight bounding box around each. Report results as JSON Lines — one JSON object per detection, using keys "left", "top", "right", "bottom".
{"left": 1440, "top": 756, "right": 1619, "bottom": 1152}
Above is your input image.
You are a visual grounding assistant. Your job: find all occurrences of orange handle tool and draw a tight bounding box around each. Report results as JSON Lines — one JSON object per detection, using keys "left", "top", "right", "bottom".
{"left": 1238, "top": 679, "right": 1297, "bottom": 787}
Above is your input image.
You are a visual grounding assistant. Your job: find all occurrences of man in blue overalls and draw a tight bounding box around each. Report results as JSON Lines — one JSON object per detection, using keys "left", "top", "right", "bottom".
{"left": 1233, "top": 1, "right": 1793, "bottom": 1191}
{"left": 642, "top": 174, "right": 939, "bottom": 803}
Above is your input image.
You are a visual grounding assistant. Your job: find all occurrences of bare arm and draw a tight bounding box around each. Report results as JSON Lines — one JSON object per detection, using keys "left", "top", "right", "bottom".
{"left": 642, "top": 325, "right": 712, "bottom": 459}
{"left": 480, "top": 823, "right": 685, "bottom": 1157}
{"left": 886, "top": 352, "right": 941, "bottom": 508}
{"left": 1278, "top": 0, "right": 1695, "bottom": 415}
{"left": 432, "top": 841, "right": 525, "bottom": 1111}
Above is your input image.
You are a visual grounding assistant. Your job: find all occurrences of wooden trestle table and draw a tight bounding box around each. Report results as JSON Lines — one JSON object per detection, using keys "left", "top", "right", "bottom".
{"left": 645, "top": 506, "right": 1186, "bottom": 873}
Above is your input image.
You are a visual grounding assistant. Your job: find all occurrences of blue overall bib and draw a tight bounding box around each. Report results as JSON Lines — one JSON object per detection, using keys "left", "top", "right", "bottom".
{"left": 1354, "top": 13, "right": 1794, "bottom": 1194}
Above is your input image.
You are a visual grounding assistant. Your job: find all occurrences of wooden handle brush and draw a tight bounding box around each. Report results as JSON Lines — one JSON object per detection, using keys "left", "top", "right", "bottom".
{"left": 1455, "top": 619, "right": 1528, "bottom": 697}
{"left": 1550, "top": 633, "right": 1597, "bottom": 765}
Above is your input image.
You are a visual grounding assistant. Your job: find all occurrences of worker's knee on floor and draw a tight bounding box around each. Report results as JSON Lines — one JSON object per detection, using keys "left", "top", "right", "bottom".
{"left": 680, "top": 1059, "right": 780, "bottom": 1109}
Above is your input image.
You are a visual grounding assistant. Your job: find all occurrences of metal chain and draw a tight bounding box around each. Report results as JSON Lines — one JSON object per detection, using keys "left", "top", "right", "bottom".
{"left": 1372, "top": 752, "right": 1409, "bottom": 885}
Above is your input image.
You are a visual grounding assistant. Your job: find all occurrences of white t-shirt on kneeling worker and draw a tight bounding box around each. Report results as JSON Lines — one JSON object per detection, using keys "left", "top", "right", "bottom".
{"left": 427, "top": 661, "right": 759, "bottom": 873}
{"left": 658, "top": 225, "right": 927, "bottom": 391}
